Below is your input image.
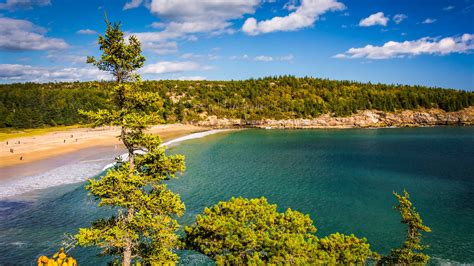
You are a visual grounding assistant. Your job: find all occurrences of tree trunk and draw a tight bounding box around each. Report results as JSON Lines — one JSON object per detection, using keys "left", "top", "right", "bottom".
{"left": 122, "top": 208, "right": 134, "bottom": 266}
{"left": 123, "top": 243, "right": 132, "bottom": 266}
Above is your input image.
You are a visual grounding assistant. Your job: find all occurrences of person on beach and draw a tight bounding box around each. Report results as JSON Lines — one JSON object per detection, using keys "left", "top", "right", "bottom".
{"left": 64, "top": 139, "right": 66, "bottom": 143}
{"left": 20, "top": 155, "right": 23, "bottom": 161}
{"left": 10, "top": 148, "right": 13, "bottom": 153}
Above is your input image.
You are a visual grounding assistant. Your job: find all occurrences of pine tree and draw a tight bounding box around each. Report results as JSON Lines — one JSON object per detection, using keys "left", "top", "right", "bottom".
{"left": 382, "top": 190, "right": 432, "bottom": 264}
{"left": 184, "top": 197, "right": 379, "bottom": 265}
{"left": 75, "top": 18, "right": 186, "bottom": 265}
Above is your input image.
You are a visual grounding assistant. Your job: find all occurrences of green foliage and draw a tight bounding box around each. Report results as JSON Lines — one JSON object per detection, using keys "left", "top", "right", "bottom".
{"left": 184, "top": 197, "right": 379, "bottom": 265}
{"left": 74, "top": 20, "right": 185, "bottom": 265}
{"left": 87, "top": 19, "right": 145, "bottom": 83}
{"left": 318, "top": 233, "right": 381, "bottom": 264}
{"left": 381, "top": 190, "right": 432, "bottom": 264}
{"left": 1, "top": 76, "right": 473, "bottom": 129}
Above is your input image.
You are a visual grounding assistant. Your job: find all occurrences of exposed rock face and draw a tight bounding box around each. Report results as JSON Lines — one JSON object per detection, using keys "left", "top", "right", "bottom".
{"left": 194, "top": 107, "right": 474, "bottom": 129}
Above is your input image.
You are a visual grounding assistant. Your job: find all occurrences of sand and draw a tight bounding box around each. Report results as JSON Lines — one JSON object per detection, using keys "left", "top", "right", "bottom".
{"left": 0, "top": 124, "right": 209, "bottom": 169}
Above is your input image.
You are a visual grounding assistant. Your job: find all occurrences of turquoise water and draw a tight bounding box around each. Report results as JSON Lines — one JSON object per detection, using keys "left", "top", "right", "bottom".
{"left": 1, "top": 127, "right": 473, "bottom": 265}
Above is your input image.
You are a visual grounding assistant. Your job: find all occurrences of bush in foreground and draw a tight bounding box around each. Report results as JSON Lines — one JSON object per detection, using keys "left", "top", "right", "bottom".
{"left": 184, "top": 197, "right": 380, "bottom": 265}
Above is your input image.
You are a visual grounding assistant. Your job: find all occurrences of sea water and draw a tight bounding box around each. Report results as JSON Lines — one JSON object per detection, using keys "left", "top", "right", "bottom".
{"left": 0, "top": 127, "right": 473, "bottom": 265}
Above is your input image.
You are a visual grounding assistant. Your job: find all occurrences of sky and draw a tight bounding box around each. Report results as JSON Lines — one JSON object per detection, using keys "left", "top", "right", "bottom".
{"left": 0, "top": 0, "right": 473, "bottom": 90}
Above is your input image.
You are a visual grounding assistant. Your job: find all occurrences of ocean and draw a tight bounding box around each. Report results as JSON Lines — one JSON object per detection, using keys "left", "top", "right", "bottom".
{"left": 1, "top": 127, "right": 473, "bottom": 265}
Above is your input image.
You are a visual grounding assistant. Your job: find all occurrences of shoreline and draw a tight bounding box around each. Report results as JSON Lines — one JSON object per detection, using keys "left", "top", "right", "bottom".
{"left": 0, "top": 128, "right": 234, "bottom": 200}
{"left": 0, "top": 124, "right": 210, "bottom": 169}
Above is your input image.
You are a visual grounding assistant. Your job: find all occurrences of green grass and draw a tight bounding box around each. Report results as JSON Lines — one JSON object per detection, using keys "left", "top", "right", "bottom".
{"left": 0, "top": 125, "right": 83, "bottom": 141}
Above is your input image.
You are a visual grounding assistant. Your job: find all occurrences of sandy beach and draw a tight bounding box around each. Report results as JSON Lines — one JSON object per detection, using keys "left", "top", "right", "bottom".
{"left": 0, "top": 124, "right": 209, "bottom": 168}
{"left": 0, "top": 125, "right": 236, "bottom": 199}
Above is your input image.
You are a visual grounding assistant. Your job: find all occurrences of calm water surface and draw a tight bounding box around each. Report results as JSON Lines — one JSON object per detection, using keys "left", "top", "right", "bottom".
{"left": 1, "top": 127, "right": 473, "bottom": 265}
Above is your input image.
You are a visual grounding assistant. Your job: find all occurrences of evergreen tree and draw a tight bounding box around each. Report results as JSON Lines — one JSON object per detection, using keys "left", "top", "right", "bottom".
{"left": 381, "top": 190, "right": 432, "bottom": 264}
{"left": 75, "top": 19, "right": 186, "bottom": 265}
{"left": 184, "top": 197, "right": 379, "bottom": 265}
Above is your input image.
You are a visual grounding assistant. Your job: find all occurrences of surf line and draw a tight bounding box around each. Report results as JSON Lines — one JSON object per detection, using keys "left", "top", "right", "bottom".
{"left": 101, "top": 129, "right": 233, "bottom": 171}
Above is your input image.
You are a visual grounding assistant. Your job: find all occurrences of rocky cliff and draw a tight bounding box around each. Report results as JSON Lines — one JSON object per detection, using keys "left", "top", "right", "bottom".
{"left": 194, "top": 107, "right": 474, "bottom": 129}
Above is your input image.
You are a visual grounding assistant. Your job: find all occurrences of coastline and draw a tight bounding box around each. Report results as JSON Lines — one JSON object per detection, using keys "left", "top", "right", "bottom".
{"left": 195, "top": 107, "right": 474, "bottom": 129}
{"left": 0, "top": 127, "right": 234, "bottom": 199}
{"left": 0, "top": 124, "right": 210, "bottom": 169}
{"left": 1, "top": 107, "right": 473, "bottom": 168}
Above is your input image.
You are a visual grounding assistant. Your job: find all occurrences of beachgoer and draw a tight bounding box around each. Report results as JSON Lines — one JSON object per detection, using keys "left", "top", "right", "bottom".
{"left": 64, "top": 139, "right": 66, "bottom": 143}
{"left": 20, "top": 156, "right": 23, "bottom": 161}
{"left": 10, "top": 148, "right": 13, "bottom": 153}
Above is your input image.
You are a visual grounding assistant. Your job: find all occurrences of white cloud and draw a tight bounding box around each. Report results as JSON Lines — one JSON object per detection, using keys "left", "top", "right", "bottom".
{"left": 129, "top": 1, "right": 263, "bottom": 53}
{"left": 279, "top": 54, "right": 294, "bottom": 61}
{"left": 76, "top": 29, "right": 97, "bottom": 35}
{"left": 334, "top": 33, "right": 474, "bottom": 59}
{"left": 177, "top": 76, "right": 207, "bottom": 81}
{"left": 443, "top": 5, "right": 455, "bottom": 11}
{"left": 150, "top": 22, "right": 166, "bottom": 29}
{"left": 132, "top": 0, "right": 260, "bottom": 40}
{"left": 422, "top": 18, "right": 437, "bottom": 24}
{"left": 242, "top": 0, "right": 345, "bottom": 35}
{"left": 140, "top": 61, "right": 211, "bottom": 74}
{"left": 393, "top": 14, "right": 407, "bottom": 24}
{"left": 0, "top": 17, "right": 68, "bottom": 51}
{"left": 229, "top": 54, "right": 249, "bottom": 60}
{"left": 359, "top": 12, "right": 389, "bottom": 27}
{"left": 141, "top": 41, "right": 178, "bottom": 55}
{"left": 254, "top": 55, "right": 274, "bottom": 61}
{"left": 123, "top": 0, "right": 143, "bottom": 10}
{"left": 0, "top": 0, "right": 50, "bottom": 10}
{"left": 0, "top": 64, "right": 110, "bottom": 82}
{"left": 180, "top": 53, "right": 221, "bottom": 60}
{"left": 46, "top": 53, "right": 87, "bottom": 65}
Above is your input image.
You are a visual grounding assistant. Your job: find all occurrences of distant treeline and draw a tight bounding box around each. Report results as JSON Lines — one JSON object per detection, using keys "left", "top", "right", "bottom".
{"left": 1, "top": 76, "right": 473, "bottom": 128}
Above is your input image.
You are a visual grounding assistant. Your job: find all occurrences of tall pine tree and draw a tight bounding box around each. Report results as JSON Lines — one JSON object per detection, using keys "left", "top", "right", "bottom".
{"left": 75, "top": 18, "right": 186, "bottom": 265}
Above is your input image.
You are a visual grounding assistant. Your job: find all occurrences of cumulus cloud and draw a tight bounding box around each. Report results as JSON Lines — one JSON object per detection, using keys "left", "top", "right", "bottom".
{"left": 359, "top": 12, "right": 389, "bottom": 27}
{"left": 0, "top": 64, "right": 110, "bottom": 82}
{"left": 0, "top": 0, "right": 50, "bottom": 10}
{"left": 46, "top": 53, "right": 87, "bottom": 65}
{"left": 393, "top": 14, "right": 407, "bottom": 24}
{"left": 422, "top": 18, "right": 437, "bottom": 24}
{"left": 123, "top": 0, "right": 143, "bottom": 10}
{"left": 76, "top": 29, "right": 97, "bottom": 35}
{"left": 141, "top": 41, "right": 178, "bottom": 55}
{"left": 334, "top": 33, "right": 474, "bottom": 59}
{"left": 242, "top": 0, "right": 345, "bottom": 35}
{"left": 140, "top": 61, "right": 211, "bottom": 74}
{"left": 128, "top": 0, "right": 262, "bottom": 53}
{"left": 0, "top": 17, "right": 68, "bottom": 51}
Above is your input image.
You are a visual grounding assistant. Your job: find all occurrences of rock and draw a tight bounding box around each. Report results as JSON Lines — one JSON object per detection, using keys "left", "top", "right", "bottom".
{"left": 193, "top": 107, "right": 474, "bottom": 129}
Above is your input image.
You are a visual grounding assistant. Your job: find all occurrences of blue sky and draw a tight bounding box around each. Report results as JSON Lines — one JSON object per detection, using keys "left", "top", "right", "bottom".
{"left": 0, "top": 0, "right": 473, "bottom": 90}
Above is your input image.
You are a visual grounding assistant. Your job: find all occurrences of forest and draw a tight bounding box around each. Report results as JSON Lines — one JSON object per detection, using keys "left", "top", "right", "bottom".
{"left": 0, "top": 76, "right": 473, "bottom": 128}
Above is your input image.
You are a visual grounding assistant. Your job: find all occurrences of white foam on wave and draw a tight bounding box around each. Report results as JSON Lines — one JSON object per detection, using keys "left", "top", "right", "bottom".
{"left": 1, "top": 129, "right": 232, "bottom": 200}
{"left": 162, "top": 129, "right": 231, "bottom": 147}
{"left": 102, "top": 129, "right": 232, "bottom": 171}
{"left": 0, "top": 160, "right": 109, "bottom": 200}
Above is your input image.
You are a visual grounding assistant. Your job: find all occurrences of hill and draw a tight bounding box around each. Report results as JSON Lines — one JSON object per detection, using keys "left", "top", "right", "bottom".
{"left": 1, "top": 76, "right": 473, "bottom": 128}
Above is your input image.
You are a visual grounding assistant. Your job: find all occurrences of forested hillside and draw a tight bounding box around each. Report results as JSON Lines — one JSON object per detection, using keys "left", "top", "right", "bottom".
{"left": 0, "top": 76, "right": 473, "bottom": 128}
